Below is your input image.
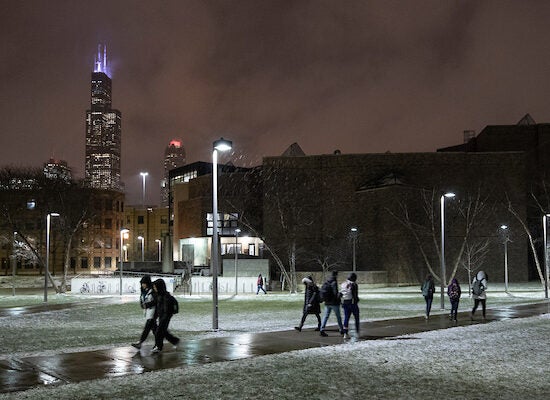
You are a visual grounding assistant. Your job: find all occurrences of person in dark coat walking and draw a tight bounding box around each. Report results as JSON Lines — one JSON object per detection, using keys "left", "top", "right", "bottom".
{"left": 447, "top": 277, "right": 462, "bottom": 322}
{"left": 421, "top": 274, "right": 435, "bottom": 319}
{"left": 294, "top": 276, "right": 321, "bottom": 332}
{"left": 132, "top": 275, "right": 157, "bottom": 349}
{"left": 319, "top": 270, "right": 344, "bottom": 337}
{"left": 151, "top": 279, "right": 179, "bottom": 353}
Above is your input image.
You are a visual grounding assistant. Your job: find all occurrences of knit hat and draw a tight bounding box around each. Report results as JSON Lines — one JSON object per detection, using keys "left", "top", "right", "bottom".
{"left": 348, "top": 272, "right": 357, "bottom": 282}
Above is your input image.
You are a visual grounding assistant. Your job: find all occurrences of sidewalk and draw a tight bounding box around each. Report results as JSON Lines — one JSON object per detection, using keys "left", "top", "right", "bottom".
{"left": 1, "top": 301, "right": 548, "bottom": 394}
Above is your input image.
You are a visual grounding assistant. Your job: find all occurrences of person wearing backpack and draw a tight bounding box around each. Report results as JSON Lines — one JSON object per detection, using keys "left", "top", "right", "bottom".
{"left": 131, "top": 275, "right": 157, "bottom": 349}
{"left": 447, "top": 277, "right": 461, "bottom": 322}
{"left": 151, "top": 278, "right": 180, "bottom": 353}
{"left": 471, "top": 270, "right": 488, "bottom": 321}
{"left": 319, "top": 270, "right": 344, "bottom": 337}
{"left": 421, "top": 274, "right": 435, "bottom": 320}
{"left": 294, "top": 276, "right": 321, "bottom": 332}
{"left": 341, "top": 272, "right": 360, "bottom": 339}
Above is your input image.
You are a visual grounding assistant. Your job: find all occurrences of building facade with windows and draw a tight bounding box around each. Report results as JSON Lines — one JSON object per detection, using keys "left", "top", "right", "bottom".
{"left": 160, "top": 139, "right": 186, "bottom": 207}
{"left": 123, "top": 205, "right": 169, "bottom": 262}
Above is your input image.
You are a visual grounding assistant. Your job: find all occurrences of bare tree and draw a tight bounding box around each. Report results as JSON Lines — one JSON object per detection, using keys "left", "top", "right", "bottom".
{"left": 387, "top": 187, "right": 493, "bottom": 286}
{"left": 460, "top": 239, "right": 490, "bottom": 296}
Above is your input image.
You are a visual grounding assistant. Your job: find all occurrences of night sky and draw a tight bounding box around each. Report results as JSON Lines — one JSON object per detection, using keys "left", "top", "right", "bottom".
{"left": 3, "top": 0, "right": 550, "bottom": 205}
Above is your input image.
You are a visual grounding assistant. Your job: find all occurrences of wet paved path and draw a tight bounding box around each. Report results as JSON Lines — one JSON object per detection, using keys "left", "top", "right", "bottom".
{"left": 1, "top": 301, "right": 548, "bottom": 393}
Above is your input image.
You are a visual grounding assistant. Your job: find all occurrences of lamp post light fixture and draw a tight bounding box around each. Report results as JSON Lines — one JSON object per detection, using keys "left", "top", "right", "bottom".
{"left": 350, "top": 227, "right": 358, "bottom": 272}
{"left": 155, "top": 239, "right": 162, "bottom": 262}
{"left": 44, "top": 213, "right": 60, "bottom": 302}
{"left": 543, "top": 215, "right": 550, "bottom": 299}
{"left": 120, "top": 228, "right": 129, "bottom": 295}
{"left": 234, "top": 228, "right": 241, "bottom": 295}
{"left": 440, "top": 192, "right": 455, "bottom": 310}
{"left": 137, "top": 236, "right": 145, "bottom": 261}
{"left": 212, "top": 137, "right": 233, "bottom": 330}
{"left": 140, "top": 172, "right": 148, "bottom": 208}
{"left": 500, "top": 225, "right": 509, "bottom": 292}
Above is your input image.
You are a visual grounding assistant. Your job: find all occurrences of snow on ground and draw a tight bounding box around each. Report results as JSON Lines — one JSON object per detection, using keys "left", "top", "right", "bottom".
{"left": 2, "top": 314, "right": 549, "bottom": 400}
{"left": 1, "top": 284, "right": 549, "bottom": 399}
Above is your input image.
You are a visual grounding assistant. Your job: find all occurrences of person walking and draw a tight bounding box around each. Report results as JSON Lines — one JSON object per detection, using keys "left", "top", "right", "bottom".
{"left": 256, "top": 274, "right": 267, "bottom": 295}
{"left": 341, "top": 272, "right": 360, "bottom": 339}
{"left": 294, "top": 276, "right": 321, "bottom": 332}
{"left": 471, "top": 270, "right": 488, "bottom": 320}
{"left": 319, "top": 270, "right": 344, "bottom": 337}
{"left": 132, "top": 275, "right": 157, "bottom": 349}
{"left": 447, "top": 277, "right": 462, "bottom": 322}
{"left": 421, "top": 274, "right": 435, "bottom": 319}
{"left": 151, "top": 279, "right": 180, "bottom": 353}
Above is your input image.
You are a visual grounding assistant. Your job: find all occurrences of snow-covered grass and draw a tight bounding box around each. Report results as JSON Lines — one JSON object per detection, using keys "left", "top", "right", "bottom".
{"left": 1, "top": 283, "right": 548, "bottom": 399}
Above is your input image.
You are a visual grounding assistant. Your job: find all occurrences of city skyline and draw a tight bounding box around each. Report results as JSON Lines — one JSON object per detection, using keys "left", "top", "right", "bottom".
{"left": 4, "top": 1, "right": 550, "bottom": 204}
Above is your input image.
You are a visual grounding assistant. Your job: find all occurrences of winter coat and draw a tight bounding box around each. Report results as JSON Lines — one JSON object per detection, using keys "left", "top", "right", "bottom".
{"left": 323, "top": 277, "right": 341, "bottom": 306}
{"left": 140, "top": 287, "right": 156, "bottom": 320}
{"left": 153, "top": 279, "right": 174, "bottom": 320}
{"left": 472, "top": 271, "right": 488, "bottom": 300}
{"left": 421, "top": 278, "right": 435, "bottom": 299}
{"left": 341, "top": 279, "right": 360, "bottom": 305}
{"left": 302, "top": 281, "right": 321, "bottom": 315}
{"left": 447, "top": 278, "right": 461, "bottom": 302}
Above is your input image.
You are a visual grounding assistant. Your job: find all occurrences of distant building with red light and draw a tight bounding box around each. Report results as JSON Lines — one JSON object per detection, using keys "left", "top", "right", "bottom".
{"left": 161, "top": 138, "right": 186, "bottom": 206}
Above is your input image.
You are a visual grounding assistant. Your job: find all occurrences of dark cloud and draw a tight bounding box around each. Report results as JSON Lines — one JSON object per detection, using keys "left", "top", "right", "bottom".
{"left": 2, "top": 0, "right": 550, "bottom": 204}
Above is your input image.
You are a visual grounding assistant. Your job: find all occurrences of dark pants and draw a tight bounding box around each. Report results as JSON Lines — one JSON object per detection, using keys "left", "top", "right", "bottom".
{"left": 471, "top": 298, "right": 486, "bottom": 318}
{"left": 257, "top": 285, "right": 266, "bottom": 294}
{"left": 139, "top": 318, "right": 158, "bottom": 343}
{"left": 450, "top": 299, "right": 460, "bottom": 320}
{"left": 155, "top": 317, "right": 179, "bottom": 350}
{"left": 424, "top": 295, "right": 433, "bottom": 316}
{"left": 298, "top": 312, "right": 321, "bottom": 329}
{"left": 342, "top": 302, "right": 360, "bottom": 335}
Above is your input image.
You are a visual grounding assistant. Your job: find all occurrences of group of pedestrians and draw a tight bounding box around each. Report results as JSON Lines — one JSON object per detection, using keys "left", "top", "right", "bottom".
{"left": 421, "top": 270, "right": 488, "bottom": 322}
{"left": 294, "top": 270, "right": 360, "bottom": 339}
{"left": 132, "top": 275, "right": 180, "bottom": 353}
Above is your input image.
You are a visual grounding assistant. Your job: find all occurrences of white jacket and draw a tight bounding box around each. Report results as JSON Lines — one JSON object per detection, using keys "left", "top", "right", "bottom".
{"left": 472, "top": 271, "right": 488, "bottom": 300}
{"left": 141, "top": 288, "right": 156, "bottom": 320}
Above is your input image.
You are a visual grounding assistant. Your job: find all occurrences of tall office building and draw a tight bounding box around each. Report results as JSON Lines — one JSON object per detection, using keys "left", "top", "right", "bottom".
{"left": 160, "top": 139, "right": 186, "bottom": 206}
{"left": 85, "top": 44, "right": 123, "bottom": 191}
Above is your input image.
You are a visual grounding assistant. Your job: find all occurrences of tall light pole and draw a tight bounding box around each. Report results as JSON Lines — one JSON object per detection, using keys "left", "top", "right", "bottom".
{"left": 440, "top": 192, "right": 455, "bottom": 310}
{"left": 543, "top": 215, "right": 550, "bottom": 299}
{"left": 137, "top": 236, "right": 144, "bottom": 261}
{"left": 234, "top": 228, "right": 241, "bottom": 295}
{"left": 212, "top": 137, "right": 232, "bottom": 330}
{"left": 350, "top": 227, "right": 358, "bottom": 272}
{"left": 140, "top": 172, "right": 148, "bottom": 208}
{"left": 500, "top": 225, "right": 509, "bottom": 292}
{"left": 155, "top": 239, "right": 162, "bottom": 262}
{"left": 12, "top": 231, "right": 17, "bottom": 297}
{"left": 45, "top": 212, "right": 60, "bottom": 302}
{"left": 120, "top": 228, "right": 129, "bottom": 295}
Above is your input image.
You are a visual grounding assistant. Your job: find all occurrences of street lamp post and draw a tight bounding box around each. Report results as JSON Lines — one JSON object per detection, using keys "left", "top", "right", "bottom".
{"left": 440, "top": 192, "right": 455, "bottom": 310}
{"left": 234, "top": 228, "right": 241, "bottom": 295}
{"left": 212, "top": 137, "right": 232, "bottom": 330}
{"left": 138, "top": 236, "right": 144, "bottom": 262}
{"left": 140, "top": 172, "right": 148, "bottom": 208}
{"left": 155, "top": 239, "right": 162, "bottom": 262}
{"left": 12, "top": 231, "right": 17, "bottom": 297}
{"left": 500, "top": 225, "right": 509, "bottom": 292}
{"left": 45, "top": 213, "right": 60, "bottom": 302}
{"left": 120, "top": 228, "right": 129, "bottom": 296}
{"left": 350, "top": 227, "right": 358, "bottom": 272}
{"left": 543, "top": 215, "right": 550, "bottom": 299}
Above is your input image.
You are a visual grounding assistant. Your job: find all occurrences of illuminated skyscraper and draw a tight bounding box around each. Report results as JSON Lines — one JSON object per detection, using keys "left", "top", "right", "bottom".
{"left": 161, "top": 139, "right": 186, "bottom": 206}
{"left": 85, "top": 44, "right": 123, "bottom": 191}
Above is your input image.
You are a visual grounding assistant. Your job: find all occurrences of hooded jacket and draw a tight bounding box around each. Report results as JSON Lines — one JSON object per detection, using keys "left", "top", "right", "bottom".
{"left": 472, "top": 271, "right": 488, "bottom": 300}
{"left": 153, "top": 279, "right": 174, "bottom": 320}
{"left": 301, "top": 277, "right": 321, "bottom": 314}
{"left": 140, "top": 276, "right": 156, "bottom": 320}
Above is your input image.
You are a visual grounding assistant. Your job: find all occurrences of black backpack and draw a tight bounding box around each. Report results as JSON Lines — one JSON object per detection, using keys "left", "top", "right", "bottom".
{"left": 472, "top": 279, "right": 484, "bottom": 296}
{"left": 319, "top": 280, "right": 335, "bottom": 303}
{"left": 168, "top": 294, "right": 179, "bottom": 314}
